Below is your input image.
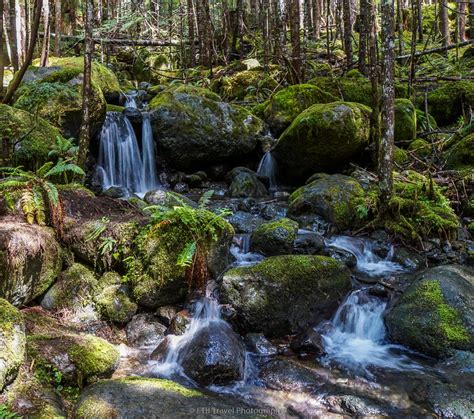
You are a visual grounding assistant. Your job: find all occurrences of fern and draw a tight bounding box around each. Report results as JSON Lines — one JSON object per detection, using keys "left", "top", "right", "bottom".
{"left": 21, "top": 189, "right": 35, "bottom": 224}
{"left": 177, "top": 241, "right": 197, "bottom": 268}
{"left": 198, "top": 190, "right": 214, "bottom": 209}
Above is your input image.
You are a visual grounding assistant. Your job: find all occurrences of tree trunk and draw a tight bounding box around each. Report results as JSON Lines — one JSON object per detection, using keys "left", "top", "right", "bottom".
{"left": 9, "top": 0, "right": 18, "bottom": 71}
{"left": 0, "top": 0, "right": 4, "bottom": 96}
{"left": 368, "top": 0, "right": 380, "bottom": 148}
{"left": 416, "top": 0, "right": 423, "bottom": 41}
{"left": 358, "top": 0, "right": 368, "bottom": 74}
{"left": 439, "top": 0, "right": 450, "bottom": 47}
{"left": 77, "top": 0, "right": 94, "bottom": 171}
{"left": 379, "top": 0, "right": 395, "bottom": 207}
{"left": 3, "top": 0, "right": 43, "bottom": 105}
{"left": 187, "top": 0, "right": 196, "bottom": 67}
{"left": 470, "top": 0, "right": 474, "bottom": 40}
{"left": 313, "top": 0, "right": 321, "bottom": 39}
{"left": 54, "top": 0, "right": 61, "bottom": 56}
{"left": 40, "top": 0, "right": 51, "bottom": 66}
{"left": 457, "top": 1, "right": 465, "bottom": 42}
{"left": 396, "top": 0, "right": 403, "bottom": 55}
{"left": 231, "top": 0, "right": 243, "bottom": 58}
{"left": 342, "top": 0, "right": 353, "bottom": 67}
{"left": 288, "top": 0, "right": 301, "bottom": 82}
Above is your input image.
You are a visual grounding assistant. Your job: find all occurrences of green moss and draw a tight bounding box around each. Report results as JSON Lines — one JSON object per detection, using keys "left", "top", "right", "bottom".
{"left": 0, "top": 104, "right": 65, "bottom": 170}
{"left": 68, "top": 335, "right": 119, "bottom": 381}
{"left": 415, "top": 109, "right": 437, "bottom": 131}
{"left": 251, "top": 218, "right": 298, "bottom": 256}
{"left": 394, "top": 146, "right": 409, "bottom": 165}
{"left": 166, "top": 84, "right": 221, "bottom": 101}
{"left": 106, "top": 104, "right": 125, "bottom": 113}
{"left": 445, "top": 133, "right": 474, "bottom": 170}
{"left": 408, "top": 138, "right": 431, "bottom": 158}
{"left": 344, "top": 69, "right": 365, "bottom": 78}
{"left": 394, "top": 99, "right": 417, "bottom": 144}
{"left": 117, "top": 377, "right": 202, "bottom": 397}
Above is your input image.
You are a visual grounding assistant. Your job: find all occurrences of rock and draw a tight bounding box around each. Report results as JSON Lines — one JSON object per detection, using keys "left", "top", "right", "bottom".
{"left": 293, "top": 231, "right": 325, "bottom": 255}
{"left": 0, "top": 299, "right": 26, "bottom": 391}
{"left": 166, "top": 310, "right": 191, "bottom": 335}
{"left": 288, "top": 174, "right": 366, "bottom": 230}
{"left": 425, "top": 381, "right": 474, "bottom": 418}
{"left": 0, "top": 221, "right": 62, "bottom": 306}
{"left": 445, "top": 133, "right": 474, "bottom": 170}
{"left": 24, "top": 308, "right": 119, "bottom": 385}
{"left": 221, "top": 255, "right": 351, "bottom": 336}
{"left": 173, "top": 181, "right": 189, "bottom": 194}
{"left": 143, "top": 189, "right": 196, "bottom": 208}
{"left": 0, "top": 104, "right": 66, "bottom": 170}
{"left": 273, "top": 102, "right": 371, "bottom": 183}
{"left": 250, "top": 218, "right": 298, "bottom": 256}
{"left": 290, "top": 327, "right": 325, "bottom": 355}
{"left": 102, "top": 186, "right": 131, "bottom": 198}
{"left": 228, "top": 169, "right": 268, "bottom": 198}
{"left": 74, "top": 377, "right": 255, "bottom": 418}
{"left": 41, "top": 263, "right": 98, "bottom": 315}
{"left": 263, "top": 84, "right": 338, "bottom": 136}
{"left": 244, "top": 333, "right": 278, "bottom": 356}
{"left": 126, "top": 314, "right": 167, "bottom": 347}
{"left": 259, "top": 359, "right": 321, "bottom": 392}
{"left": 408, "top": 138, "right": 431, "bottom": 158}
{"left": 228, "top": 211, "right": 266, "bottom": 234}
{"left": 94, "top": 272, "right": 137, "bottom": 324}
{"left": 392, "top": 247, "right": 426, "bottom": 270}
{"left": 324, "top": 246, "right": 358, "bottom": 268}
{"left": 123, "top": 107, "right": 143, "bottom": 124}
{"left": 394, "top": 99, "right": 417, "bottom": 145}
{"left": 336, "top": 395, "right": 391, "bottom": 417}
{"left": 386, "top": 265, "right": 473, "bottom": 357}
{"left": 149, "top": 90, "right": 263, "bottom": 171}
{"left": 180, "top": 321, "right": 246, "bottom": 385}
{"left": 156, "top": 305, "right": 178, "bottom": 326}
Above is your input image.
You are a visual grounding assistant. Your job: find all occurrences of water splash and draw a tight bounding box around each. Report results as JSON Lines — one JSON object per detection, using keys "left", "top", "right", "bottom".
{"left": 230, "top": 234, "right": 264, "bottom": 267}
{"left": 319, "top": 290, "right": 422, "bottom": 377}
{"left": 327, "top": 236, "right": 405, "bottom": 276}
{"left": 257, "top": 151, "right": 277, "bottom": 190}
{"left": 125, "top": 92, "right": 138, "bottom": 109}
{"left": 140, "top": 112, "right": 159, "bottom": 192}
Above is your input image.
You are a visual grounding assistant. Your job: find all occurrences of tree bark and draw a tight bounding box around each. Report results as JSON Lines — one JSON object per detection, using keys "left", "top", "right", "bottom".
{"left": 3, "top": 0, "right": 43, "bottom": 105}
{"left": 379, "top": 0, "right": 395, "bottom": 207}
{"left": 9, "top": 0, "right": 19, "bottom": 71}
{"left": 469, "top": 0, "right": 474, "bottom": 40}
{"left": 77, "top": 0, "right": 94, "bottom": 171}
{"left": 54, "top": 0, "right": 61, "bottom": 56}
{"left": 342, "top": 0, "right": 353, "bottom": 67}
{"left": 288, "top": 0, "right": 301, "bottom": 82}
{"left": 313, "top": 0, "right": 321, "bottom": 39}
{"left": 457, "top": 1, "right": 466, "bottom": 43}
{"left": 40, "top": 0, "right": 51, "bottom": 66}
{"left": 439, "top": 0, "right": 450, "bottom": 47}
{"left": 358, "top": 0, "right": 368, "bottom": 73}
{"left": 187, "top": 0, "right": 196, "bottom": 67}
{"left": 0, "top": 0, "right": 4, "bottom": 96}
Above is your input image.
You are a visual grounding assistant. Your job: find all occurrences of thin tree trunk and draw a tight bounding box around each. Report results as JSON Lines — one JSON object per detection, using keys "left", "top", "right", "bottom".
{"left": 439, "top": 0, "right": 450, "bottom": 47}
{"left": 9, "top": 0, "right": 18, "bottom": 71}
{"left": 416, "top": 0, "right": 423, "bottom": 41}
{"left": 379, "top": 0, "right": 395, "bottom": 207}
{"left": 77, "top": 0, "right": 94, "bottom": 171}
{"left": 40, "top": 0, "right": 51, "bottom": 66}
{"left": 358, "top": 0, "right": 368, "bottom": 74}
{"left": 457, "top": 1, "right": 465, "bottom": 42}
{"left": 54, "top": 0, "right": 61, "bottom": 56}
{"left": 0, "top": 0, "right": 4, "bottom": 96}
{"left": 368, "top": 0, "right": 380, "bottom": 148}
{"left": 470, "top": 0, "right": 474, "bottom": 40}
{"left": 288, "top": 0, "right": 301, "bottom": 82}
{"left": 187, "top": 0, "right": 196, "bottom": 67}
{"left": 3, "top": 0, "right": 43, "bottom": 104}
{"left": 342, "top": 0, "right": 353, "bottom": 67}
{"left": 313, "top": 0, "right": 321, "bottom": 39}
{"left": 396, "top": 0, "right": 403, "bottom": 55}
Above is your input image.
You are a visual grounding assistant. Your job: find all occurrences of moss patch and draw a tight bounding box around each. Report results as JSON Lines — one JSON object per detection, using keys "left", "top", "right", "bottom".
{"left": 394, "top": 98, "right": 417, "bottom": 145}
{"left": 445, "top": 133, "right": 474, "bottom": 170}
{"left": 251, "top": 218, "right": 298, "bottom": 256}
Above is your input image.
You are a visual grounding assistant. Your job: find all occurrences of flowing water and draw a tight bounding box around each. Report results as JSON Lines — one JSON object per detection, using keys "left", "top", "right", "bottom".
{"left": 256, "top": 151, "right": 277, "bottom": 191}
{"left": 230, "top": 234, "right": 265, "bottom": 267}
{"left": 140, "top": 112, "right": 159, "bottom": 192}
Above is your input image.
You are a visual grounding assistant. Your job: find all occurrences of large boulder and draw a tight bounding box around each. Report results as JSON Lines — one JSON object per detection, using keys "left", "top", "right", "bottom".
{"left": 220, "top": 255, "right": 351, "bottom": 336}
{"left": 288, "top": 174, "right": 366, "bottom": 229}
{"left": 180, "top": 321, "right": 246, "bottom": 385}
{"left": 0, "top": 104, "right": 66, "bottom": 170}
{"left": 0, "top": 221, "right": 62, "bottom": 306}
{"left": 149, "top": 90, "right": 263, "bottom": 171}
{"left": 273, "top": 102, "right": 371, "bottom": 183}
{"left": 445, "top": 133, "right": 474, "bottom": 170}
{"left": 386, "top": 265, "right": 473, "bottom": 357}
{"left": 0, "top": 299, "right": 26, "bottom": 391}
{"left": 228, "top": 167, "right": 268, "bottom": 198}
{"left": 74, "top": 377, "right": 256, "bottom": 418}
{"left": 250, "top": 218, "right": 299, "bottom": 256}
{"left": 263, "top": 84, "right": 337, "bottom": 136}
{"left": 394, "top": 99, "right": 417, "bottom": 145}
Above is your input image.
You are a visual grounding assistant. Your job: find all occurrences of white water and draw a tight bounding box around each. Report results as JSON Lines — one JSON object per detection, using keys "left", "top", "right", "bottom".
{"left": 230, "top": 234, "right": 264, "bottom": 267}
{"left": 327, "top": 236, "right": 405, "bottom": 276}
{"left": 319, "top": 290, "right": 421, "bottom": 377}
{"left": 256, "top": 151, "right": 277, "bottom": 190}
{"left": 125, "top": 92, "right": 138, "bottom": 109}
{"left": 140, "top": 112, "right": 159, "bottom": 192}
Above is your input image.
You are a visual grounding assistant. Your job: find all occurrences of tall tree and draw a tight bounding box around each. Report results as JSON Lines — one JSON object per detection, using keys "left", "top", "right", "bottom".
{"left": 358, "top": 0, "right": 369, "bottom": 74}
{"left": 288, "top": 0, "right": 301, "bottom": 82}
{"left": 9, "top": 0, "right": 19, "bottom": 71}
{"left": 187, "top": 0, "right": 196, "bottom": 67}
{"left": 54, "top": 0, "right": 61, "bottom": 56}
{"left": 0, "top": 0, "right": 4, "bottom": 95}
{"left": 40, "top": 0, "right": 51, "bottom": 66}
{"left": 439, "top": 0, "right": 450, "bottom": 47}
{"left": 342, "top": 0, "right": 353, "bottom": 66}
{"left": 77, "top": 0, "right": 94, "bottom": 171}
{"left": 379, "top": 0, "right": 395, "bottom": 207}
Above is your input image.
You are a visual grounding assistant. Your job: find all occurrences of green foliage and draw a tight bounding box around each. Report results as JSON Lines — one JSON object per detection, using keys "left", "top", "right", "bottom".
{"left": 48, "top": 137, "right": 79, "bottom": 162}
{"left": 0, "top": 404, "right": 20, "bottom": 418}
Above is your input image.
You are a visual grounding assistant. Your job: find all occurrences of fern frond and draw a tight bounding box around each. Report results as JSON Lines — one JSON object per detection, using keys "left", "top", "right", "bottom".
{"left": 0, "top": 180, "right": 28, "bottom": 190}
{"left": 42, "top": 182, "right": 59, "bottom": 205}
{"left": 21, "top": 190, "right": 35, "bottom": 224}
{"left": 44, "top": 162, "right": 85, "bottom": 178}
{"left": 177, "top": 241, "right": 197, "bottom": 268}
{"left": 198, "top": 190, "right": 214, "bottom": 209}
{"left": 36, "top": 161, "right": 54, "bottom": 177}
{"left": 32, "top": 186, "right": 46, "bottom": 225}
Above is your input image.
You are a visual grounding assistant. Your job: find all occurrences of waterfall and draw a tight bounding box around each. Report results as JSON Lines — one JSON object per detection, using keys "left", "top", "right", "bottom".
{"left": 257, "top": 151, "right": 277, "bottom": 190}
{"left": 230, "top": 234, "right": 264, "bottom": 267}
{"left": 140, "top": 112, "right": 159, "bottom": 192}
{"left": 319, "top": 290, "right": 421, "bottom": 376}
{"left": 125, "top": 92, "right": 138, "bottom": 109}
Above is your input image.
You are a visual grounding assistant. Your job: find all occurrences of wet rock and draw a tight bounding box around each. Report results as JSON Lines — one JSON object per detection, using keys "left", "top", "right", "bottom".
{"left": 324, "top": 247, "right": 357, "bottom": 268}
{"left": 221, "top": 255, "right": 351, "bottom": 337}
{"left": 290, "top": 327, "right": 326, "bottom": 355}
{"left": 228, "top": 168, "right": 268, "bottom": 198}
{"left": 228, "top": 211, "right": 265, "bottom": 233}
{"left": 250, "top": 218, "right": 298, "bottom": 256}
{"left": 425, "top": 381, "right": 474, "bottom": 418}
{"left": 368, "top": 284, "right": 389, "bottom": 298}
{"left": 244, "top": 333, "right": 278, "bottom": 356}
{"left": 166, "top": 310, "right": 191, "bottom": 335}
{"left": 386, "top": 265, "right": 473, "bottom": 357}
{"left": 143, "top": 188, "right": 196, "bottom": 207}
{"left": 180, "top": 322, "right": 246, "bottom": 385}
{"left": 156, "top": 306, "right": 178, "bottom": 327}
{"left": 0, "top": 299, "right": 26, "bottom": 391}
{"left": 259, "top": 359, "right": 321, "bottom": 392}
{"left": 293, "top": 231, "right": 325, "bottom": 255}
{"left": 392, "top": 247, "right": 426, "bottom": 270}
{"left": 75, "top": 377, "right": 256, "bottom": 418}
{"left": 0, "top": 221, "right": 62, "bottom": 306}
{"left": 258, "top": 202, "right": 288, "bottom": 220}
{"left": 102, "top": 186, "right": 131, "bottom": 198}
{"left": 123, "top": 107, "right": 143, "bottom": 124}
{"left": 173, "top": 181, "right": 189, "bottom": 194}
{"left": 126, "top": 314, "right": 167, "bottom": 347}
{"left": 336, "top": 395, "right": 391, "bottom": 416}
{"left": 149, "top": 336, "right": 172, "bottom": 362}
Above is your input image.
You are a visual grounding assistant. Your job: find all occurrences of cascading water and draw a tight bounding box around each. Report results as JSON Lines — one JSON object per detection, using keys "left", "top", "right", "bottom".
{"left": 230, "top": 234, "right": 265, "bottom": 267}
{"left": 256, "top": 151, "right": 277, "bottom": 190}
{"left": 319, "top": 289, "right": 421, "bottom": 377}
{"left": 140, "top": 112, "right": 159, "bottom": 191}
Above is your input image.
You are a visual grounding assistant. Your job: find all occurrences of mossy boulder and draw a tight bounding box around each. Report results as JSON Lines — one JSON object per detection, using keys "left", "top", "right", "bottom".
{"left": 263, "top": 84, "right": 338, "bottom": 136}
{"left": 220, "top": 255, "right": 351, "bottom": 337}
{"left": 41, "top": 263, "right": 98, "bottom": 319}
{"left": 0, "top": 104, "right": 66, "bottom": 170}
{"left": 0, "top": 299, "right": 26, "bottom": 391}
{"left": 166, "top": 84, "right": 221, "bottom": 101}
{"left": 288, "top": 174, "right": 366, "bottom": 229}
{"left": 415, "top": 109, "right": 437, "bottom": 132}
{"left": 408, "top": 138, "right": 431, "bottom": 158}
{"left": 129, "top": 209, "right": 234, "bottom": 309}
{"left": 24, "top": 308, "right": 119, "bottom": 386}
{"left": 250, "top": 218, "right": 299, "bottom": 256}
{"left": 74, "top": 377, "right": 255, "bottom": 418}
{"left": 149, "top": 91, "right": 264, "bottom": 171}
{"left": 386, "top": 265, "right": 473, "bottom": 357}
{"left": 394, "top": 146, "right": 409, "bottom": 165}
{"left": 426, "top": 81, "right": 474, "bottom": 126}
{"left": 228, "top": 167, "right": 268, "bottom": 198}
{"left": 94, "top": 272, "right": 137, "bottom": 324}
{"left": 273, "top": 102, "right": 371, "bottom": 183}
{"left": 394, "top": 99, "right": 417, "bottom": 145}
{"left": 0, "top": 221, "right": 62, "bottom": 306}
{"left": 13, "top": 69, "right": 107, "bottom": 139}
{"left": 444, "top": 133, "right": 474, "bottom": 170}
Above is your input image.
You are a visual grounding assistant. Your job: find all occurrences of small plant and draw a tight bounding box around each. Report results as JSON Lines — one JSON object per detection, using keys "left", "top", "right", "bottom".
{"left": 48, "top": 136, "right": 79, "bottom": 162}
{"left": 0, "top": 404, "right": 20, "bottom": 419}
{"left": 0, "top": 161, "right": 85, "bottom": 234}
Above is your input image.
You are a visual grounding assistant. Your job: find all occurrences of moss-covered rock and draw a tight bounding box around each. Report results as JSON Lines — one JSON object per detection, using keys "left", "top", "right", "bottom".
{"left": 288, "top": 174, "right": 366, "bottom": 229}
{"left": 263, "top": 84, "right": 338, "bottom": 136}
{"left": 250, "top": 218, "right": 299, "bottom": 256}
{"left": 394, "top": 99, "right": 417, "bottom": 145}
{"left": 228, "top": 167, "right": 268, "bottom": 198}
{"left": 444, "top": 133, "right": 474, "bottom": 170}
{"left": 408, "top": 138, "right": 431, "bottom": 158}
{"left": 0, "top": 221, "right": 62, "bottom": 306}
{"left": 41, "top": 263, "right": 98, "bottom": 317}
{"left": 13, "top": 67, "right": 107, "bottom": 138}
{"left": 166, "top": 84, "right": 221, "bottom": 101}
{"left": 0, "top": 104, "right": 65, "bottom": 170}
{"left": 426, "top": 81, "right": 474, "bottom": 126}
{"left": 415, "top": 109, "right": 437, "bottom": 132}
{"left": 74, "top": 377, "right": 255, "bottom": 418}
{"left": 149, "top": 91, "right": 264, "bottom": 171}
{"left": 220, "top": 255, "right": 351, "bottom": 337}
{"left": 273, "top": 102, "right": 371, "bottom": 183}
{"left": 0, "top": 299, "right": 26, "bottom": 391}
{"left": 386, "top": 265, "right": 473, "bottom": 357}
{"left": 394, "top": 146, "right": 409, "bottom": 165}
